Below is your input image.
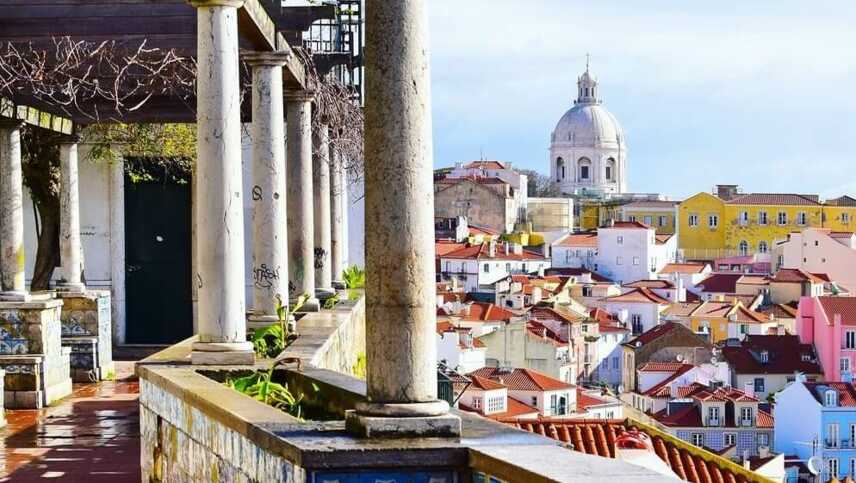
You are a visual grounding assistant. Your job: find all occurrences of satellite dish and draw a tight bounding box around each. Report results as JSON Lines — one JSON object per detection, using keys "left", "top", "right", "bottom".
{"left": 676, "top": 354, "right": 684, "bottom": 362}
{"left": 807, "top": 456, "right": 823, "bottom": 476}
{"left": 710, "top": 356, "right": 718, "bottom": 364}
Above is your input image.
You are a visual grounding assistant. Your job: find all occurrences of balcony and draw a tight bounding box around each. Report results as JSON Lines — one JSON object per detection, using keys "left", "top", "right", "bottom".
{"left": 707, "top": 418, "right": 720, "bottom": 427}
{"left": 825, "top": 439, "right": 856, "bottom": 450}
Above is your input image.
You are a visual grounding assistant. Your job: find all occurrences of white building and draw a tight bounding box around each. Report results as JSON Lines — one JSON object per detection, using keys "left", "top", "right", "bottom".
{"left": 774, "top": 228, "right": 856, "bottom": 294}
{"left": 438, "top": 240, "right": 550, "bottom": 293}
{"left": 595, "top": 221, "right": 677, "bottom": 285}
{"left": 551, "top": 231, "right": 598, "bottom": 269}
{"left": 550, "top": 62, "right": 627, "bottom": 196}
{"left": 469, "top": 367, "right": 577, "bottom": 418}
{"left": 436, "top": 322, "right": 486, "bottom": 374}
{"left": 603, "top": 287, "right": 670, "bottom": 336}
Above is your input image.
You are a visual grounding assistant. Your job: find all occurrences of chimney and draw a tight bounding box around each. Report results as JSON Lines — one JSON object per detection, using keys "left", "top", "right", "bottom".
{"left": 538, "top": 266, "right": 545, "bottom": 278}
{"left": 504, "top": 243, "right": 509, "bottom": 255}
{"left": 758, "top": 446, "right": 770, "bottom": 459}
{"left": 451, "top": 277, "right": 459, "bottom": 292}
{"left": 489, "top": 240, "right": 497, "bottom": 258}
{"left": 743, "top": 381, "right": 755, "bottom": 398}
{"left": 716, "top": 184, "right": 740, "bottom": 201}
{"left": 513, "top": 243, "right": 523, "bottom": 255}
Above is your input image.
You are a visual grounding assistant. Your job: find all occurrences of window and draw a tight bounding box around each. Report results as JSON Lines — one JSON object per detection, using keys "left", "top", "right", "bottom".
{"left": 739, "top": 324, "right": 748, "bottom": 335}
{"left": 828, "top": 423, "right": 841, "bottom": 448}
{"left": 754, "top": 377, "right": 765, "bottom": 393}
{"left": 445, "top": 261, "right": 451, "bottom": 272}
{"left": 612, "top": 356, "right": 619, "bottom": 369}
{"left": 724, "top": 433, "right": 737, "bottom": 447}
{"left": 691, "top": 433, "right": 704, "bottom": 446}
{"left": 739, "top": 211, "right": 749, "bottom": 225}
{"left": 505, "top": 263, "right": 511, "bottom": 272}
{"left": 708, "top": 406, "right": 720, "bottom": 425}
{"left": 472, "top": 397, "right": 482, "bottom": 409}
{"left": 605, "top": 166, "right": 612, "bottom": 180}
{"left": 826, "top": 389, "right": 838, "bottom": 407}
{"left": 633, "top": 256, "right": 640, "bottom": 266}
{"left": 841, "top": 357, "right": 851, "bottom": 374}
{"left": 828, "top": 458, "right": 840, "bottom": 480}
{"left": 550, "top": 394, "right": 558, "bottom": 415}
{"left": 846, "top": 331, "right": 856, "bottom": 349}
{"left": 760, "top": 351, "right": 769, "bottom": 363}
{"left": 740, "top": 406, "right": 753, "bottom": 424}
{"left": 631, "top": 314, "right": 643, "bottom": 335}
{"left": 797, "top": 212, "right": 808, "bottom": 225}
{"left": 758, "top": 241, "right": 768, "bottom": 253}
{"left": 531, "top": 396, "right": 538, "bottom": 406}
{"left": 689, "top": 214, "right": 699, "bottom": 227}
{"left": 483, "top": 264, "right": 490, "bottom": 273}
{"left": 644, "top": 216, "right": 653, "bottom": 226}
{"left": 738, "top": 240, "right": 749, "bottom": 256}
{"left": 616, "top": 256, "right": 623, "bottom": 265}
{"left": 708, "top": 214, "right": 719, "bottom": 228}
{"left": 778, "top": 211, "right": 788, "bottom": 225}
{"left": 628, "top": 215, "right": 637, "bottom": 222}
{"left": 758, "top": 211, "right": 768, "bottom": 225}
{"left": 601, "top": 358, "right": 608, "bottom": 369}
{"left": 582, "top": 286, "right": 593, "bottom": 297}
{"left": 659, "top": 216, "right": 667, "bottom": 227}
{"left": 580, "top": 165, "right": 590, "bottom": 180}
{"left": 843, "top": 212, "right": 851, "bottom": 224}
{"left": 758, "top": 433, "right": 769, "bottom": 447}
{"left": 617, "top": 236, "right": 624, "bottom": 245}
{"left": 487, "top": 396, "right": 504, "bottom": 413}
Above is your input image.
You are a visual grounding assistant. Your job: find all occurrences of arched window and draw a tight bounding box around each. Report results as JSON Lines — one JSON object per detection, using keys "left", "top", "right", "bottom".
{"left": 578, "top": 157, "right": 592, "bottom": 181}
{"left": 738, "top": 240, "right": 749, "bottom": 256}
{"left": 605, "top": 158, "right": 616, "bottom": 181}
{"left": 556, "top": 157, "right": 565, "bottom": 182}
{"left": 758, "top": 241, "right": 768, "bottom": 254}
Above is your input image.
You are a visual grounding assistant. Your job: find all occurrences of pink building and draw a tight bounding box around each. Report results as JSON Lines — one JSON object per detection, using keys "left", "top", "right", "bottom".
{"left": 797, "top": 296, "right": 856, "bottom": 381}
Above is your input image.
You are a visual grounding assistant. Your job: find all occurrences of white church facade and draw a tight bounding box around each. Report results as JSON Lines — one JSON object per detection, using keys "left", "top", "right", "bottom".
{"left": 550, "top": 64, "right": 627, "bottom": 196}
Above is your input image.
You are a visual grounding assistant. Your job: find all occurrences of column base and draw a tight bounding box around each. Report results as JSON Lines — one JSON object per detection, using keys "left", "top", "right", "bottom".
{"left": 316, "top": 287, "right": 336, "bottom": 300}
{"left": 0, "top": 291, "right": 30, "bottom": 302}
{"left": 345, "top": 401, "right": 462, "bottom": 438}
{"left": 55, "top": 283, "right": 88, "bottom": 297}
{"left": 191, "top": 341, "right": 255, "bottom": 365}
{"left": 293, "top": 297, "right": 320, "bottom": 313}
{"left": 246, "top": 313, "right": 281, "bottom": 330}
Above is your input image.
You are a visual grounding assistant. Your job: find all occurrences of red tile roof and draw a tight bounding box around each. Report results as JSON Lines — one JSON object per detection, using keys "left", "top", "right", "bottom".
{"left": 545, "top": 267, "right": 613, "bottom": 283}
{"left": 695, "top": 273, "right": 743, "bottom": 293}
{"left": 460, "top": 302, "right": 515, "bottom": 322}
{"left": 720, "top": 335, "right": 821, "bottom": 375}
{"left": 500, "top": 418, "right": 771, "bottom": 483}
{"left": 638, "top": 362, "right": 691, "bottom": 372}
{"left": 656, "top": 234, "right": 675, "bottom": 245}
{"left": 771, "top": 268, "right": 826, "bottom": 284}
{"left": 460, "top": 396, "right": 540, "bottom": 420}
{"left": 816, "top": 296, "right": 856, "bottom": 325}
{"left": 463, "top": 160, "right": 507, "bottom": 170}
{"left": 469, "top": 375, "right": 506, "bottom": 391}
{"left": 576, "top": 388, "right": 617, "bottom": 410}
{"left": 468, "top": 367, "right": 574, "bottom": 392}
{"left": 606, "top": 287, "right": 670, "bottom": 304}
{"left": 603, "top": 221, "right": 651, "bottom": 229}
{"left": 654, "top": 404, "right": 773, "bottom": 429}
{"left": 664, "top": 302, "right": 703, "bottom": 318}
{"left": 660, "top": 263, "right": 710, "bottom": 275}
{"left": 436, "top": 175, "right": 509, "bottom": 186}
{"left": 468, "top": 224, "right": 501, "bottom": 237}
{"left": 440, "top": 242, "right": 547, "bottom": 261}
{"left": 737, "top": 275, "right": 771, "bottom": 286}
{"left": 642, "top": 364, "right": 696, "bottom": 398}
{"left": 826, "top": 195, "right": 856, "bottom": 207}
{"left": 435, "top": 241, "right": 467, "bottom": 256}
{"left": 624, "top": 279, "right": 675, "bottom": 289}
{"left": 555, "top": 231, "right": 598, "bottom": 248}
{"left": 804, "top": 382, "right": 856, "bottom": 407}
{"left": 625, "top": 322, "right": 692, "bottom": 348}
{"left": 727, "top": 193, "right": 821, "bottom": 206}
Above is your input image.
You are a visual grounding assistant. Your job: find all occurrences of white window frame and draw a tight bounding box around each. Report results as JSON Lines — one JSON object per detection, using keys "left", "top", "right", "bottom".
{"left": 708, "top": 406, "right": 720, "bottom": 425}
{"left": 659, "top": 215, "right": 667, "bottom": 227}
{"left": 828, "top": 458, "right": 839, "bottom": 480}
{"left": 758, "top": 241, "right": 768, "bottom": 254}
{"left": 708, "top": 214, "right": 719, "bottom": 228}
{"left": 843, "top": 212, "right": 851, "bottom": 224}
{"left": 616, "top": 256, "right": 623, "bottom": 265}
{"left": 797, "top": 212, "right": 808, "bottom": 225}
{"left": 739, "top": 211, "right": 749, "bottom": 225}
{"left": 846, "top": 330, "right": 856, "bottom": 349}
{"left": 778, "top": 211, "right": 788, "bottom": 225}
{"left": 829, "top": 423, "right": 841, "bottom": 448}
{"left": 472, "top": 397, "right": 482, "bottom": 410}
{"left": 842, "top": 357, "right": 851, "bottom": 374}
{"left": 689, "top": 214, "right": 699, "bottom": 227}
{"left": 691, "top": 433, "right": 704, "bottom": 446}
{"left": 724, "top": 432, "right": 737, "bottom": 447}
{"left": 827, "top": 390, "right": 838, "bottom": 407}
{"left": 633, "top": 256, "right": 640, "bottom": 266}
{"left": 643, "top": 216, "right": 653, "bottom": 226}
{"left": 758, "top": 211, "right": 768, "bottom": 225}
{"left": 617, "top": 236, "right": 624, "bottom": 245}
{"left": 740, "top": 406, "right": 753, "bottom": 423}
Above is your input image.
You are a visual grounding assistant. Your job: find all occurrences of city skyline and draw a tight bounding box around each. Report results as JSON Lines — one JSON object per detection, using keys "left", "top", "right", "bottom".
{"left": 428, "top": 0, "right": 856, "bottom": 199}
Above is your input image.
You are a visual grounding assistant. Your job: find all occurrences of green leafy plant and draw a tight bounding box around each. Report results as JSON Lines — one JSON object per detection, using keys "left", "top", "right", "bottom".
{"left": 352, "top": 352, "right": 367, "bottom": 380}
{"left": 323, "top": 293, "right": 340, "bottom": 310}
{"left": 225, "top": 361, "right": 304, "bottom": 419}
{"left": 252, "top": 294, "right": 308, "bottom": 358}
{"left": 342, "top": 265, "right": 365, "bottom": 289}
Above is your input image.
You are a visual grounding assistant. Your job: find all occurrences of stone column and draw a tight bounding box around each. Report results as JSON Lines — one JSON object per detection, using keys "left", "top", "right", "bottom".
{"left": 346, "top": 0, "right": 460, "bottom": 437}
{"left": 285, "top": 90, "right": 320, "bottom": 312}
{"left": 188, "top": 0, "right": 253, "bottom": 365}
{"left": 245, "top": 52, "right": 290, "bottom": 325}
{"left": 0, "top": 120, "right": 26, "bottom": 299}
{"left": 312, "top": 122, "right": 334, "bottom": 298}
{"left": 57, "top": 140, "right": 86, "bottom": 293}
{"left": 330, "top": 149, "right": 347, "bottom": 288}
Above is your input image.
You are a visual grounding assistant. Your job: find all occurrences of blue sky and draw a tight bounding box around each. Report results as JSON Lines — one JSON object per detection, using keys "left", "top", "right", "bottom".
{"left": 426, "top": 1, "right": 856, "bottom": 199}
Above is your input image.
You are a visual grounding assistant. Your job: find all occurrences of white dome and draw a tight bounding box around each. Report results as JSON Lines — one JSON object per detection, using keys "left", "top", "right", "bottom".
{"left": 552, "top": 103, "right": 625, "bottom": 148}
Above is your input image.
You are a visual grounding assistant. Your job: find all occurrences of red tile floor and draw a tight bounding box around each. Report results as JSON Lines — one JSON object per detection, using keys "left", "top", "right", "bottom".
{"left": 0, "top": 364, "right": 141, "bottom": 482}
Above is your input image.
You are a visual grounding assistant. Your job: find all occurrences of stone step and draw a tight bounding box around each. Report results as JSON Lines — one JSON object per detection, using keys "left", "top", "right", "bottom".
{"left": 113, "top": 344, "right": 170, "bottom": 361}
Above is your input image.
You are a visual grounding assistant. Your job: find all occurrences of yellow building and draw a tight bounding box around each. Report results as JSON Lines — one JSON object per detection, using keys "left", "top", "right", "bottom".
{"left": 620, "top": 200, "right": 679, "bottom": 234}
{"left": 672, "top": 301, "right": 774, "bottom": 344}
{"left": 678, "top": 187, "right": 856, "bottom": 260}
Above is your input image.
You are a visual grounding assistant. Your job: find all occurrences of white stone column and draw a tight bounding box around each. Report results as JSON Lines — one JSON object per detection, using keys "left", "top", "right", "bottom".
{"left": 58, "top": 140, "right": 86, "bottom": 292}
{"left": 285, "top": 90, "right": 320, "bottom": 312}
{"left": 0, "top": 120, "right": 27, "bottom": 299}
{"left": 188, "top": 0, "right": 253, "bottom": 365}
{"left": 245, "top": 52, "right": 290, "bottom": 324}
{"left": 109, "top": 155, "right": 126, "bottom": 345}
{"left": 347, "top": 0, "right": 460, "bottom": 437}
{"left": 312, "top": 122, "right": 334, "bottom": 298}
{"left": 330, "top": 149, "right": 347, "bottom": 288}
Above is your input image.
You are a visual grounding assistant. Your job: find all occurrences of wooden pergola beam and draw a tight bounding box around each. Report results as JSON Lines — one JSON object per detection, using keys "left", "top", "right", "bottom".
{"left": 0, "top": 97, "right": 74, "bottom": 134}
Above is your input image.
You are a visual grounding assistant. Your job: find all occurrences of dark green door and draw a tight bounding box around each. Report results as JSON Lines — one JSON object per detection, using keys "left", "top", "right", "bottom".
{"left": 124, "top": 174, "right": 193, "bottom": 344}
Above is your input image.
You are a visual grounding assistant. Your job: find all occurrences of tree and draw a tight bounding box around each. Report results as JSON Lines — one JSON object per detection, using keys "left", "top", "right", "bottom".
{"left": 519, "top": 169, "right": 562, "bottom": 198}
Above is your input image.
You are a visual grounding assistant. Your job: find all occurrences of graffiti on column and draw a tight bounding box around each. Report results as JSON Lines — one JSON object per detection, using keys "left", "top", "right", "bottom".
{"left": 251, "top": 185, "right": 263, "bottom": 201}
{"left": 252, "top": 264, "right": 280, "bottom": 289}
{"left": 314, "top": 248, "right": 327, "bottom": 270}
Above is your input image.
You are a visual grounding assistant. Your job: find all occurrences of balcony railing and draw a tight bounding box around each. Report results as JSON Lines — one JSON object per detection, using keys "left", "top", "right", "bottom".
{"left": 825, "top": 439, "right": 856, "bottom": 449}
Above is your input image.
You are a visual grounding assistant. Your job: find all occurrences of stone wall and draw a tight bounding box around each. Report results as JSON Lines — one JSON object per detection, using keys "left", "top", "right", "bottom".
{"left": 59, "top": 291, "right": 114, "bottom": 381}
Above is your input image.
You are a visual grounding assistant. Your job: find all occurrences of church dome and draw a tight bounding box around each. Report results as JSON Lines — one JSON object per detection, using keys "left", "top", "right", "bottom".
{"left": 552, "top": 103, "right": 624, "bottom": 148}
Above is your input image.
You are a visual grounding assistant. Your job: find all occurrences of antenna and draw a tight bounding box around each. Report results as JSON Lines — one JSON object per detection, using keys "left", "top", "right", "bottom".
{"left": 586, "top": 53, "right": 591, "bottom": 73}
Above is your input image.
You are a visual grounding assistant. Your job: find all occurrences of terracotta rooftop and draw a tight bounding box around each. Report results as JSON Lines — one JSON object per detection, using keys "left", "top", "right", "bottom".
{"left": 456, "top": 302, "right": 515, "bottom": 322}
{"left": 664, "top": 302, "right": 703, "bottom": 318}
{"left": 771, "top": 268, "right": 827, "bottom": 284}
{"left": 720, "top": 335, "right": 821, "bottom": 375}
{"left": 642, "top": 364, "right": 696, "bottom": 398}
{"left": 469, "top": 367, "right": 574, "bottom": 392}
{"left": 695, "top": 273, "right": 744, "bottom": 293}
{"left": 624, "top": 322, "right": 699, "bottom": 348}
{"left": 817, "top": 296, "right": 856, "bottom": 326}
{"left": 436, "top": 175, "right": 509, "bottom": 186}
{"left": 463, "top": 160, "right": 507, "bottom": 170}
{"left": 500, "top": 418, "right": 772, "bottom": 483}
{"left": 555, "top": 231, "right": 598, "bottom": 248}
{"left": 469, "top": 374, "right": 506, "bottom": 391}
{"left": 606, "top": 287, "right": 670, "bottom": 304}
{"left": 638, "top": 362, "right": 692, "bottom": 373}
{"left": 435, "top": 240, "right": 467, "bottom": 257}
{"left": 654, "top": 403, "right": 773, "bottom": 429}
{"left": 756, "top": 303, "right": 798, "bottom": 319}
{"left": 804, "top": 382, "right": 856, "bottom": 407}
{"left": 660, "top": 263, "right": 710, "bottom": 275}
{"left": 825, "top": 195, "right": 856, "bottom": 207}
{"left": 545, "top": 267, "right": 613, "bottom": 283}
{"left": 440, "top": 242, "right": 547, "bottom": 261}
{"left": 624, "top": 279, "right": 675, "bottom": 289}
{"left": 603, "top": 220, "right": 652, "bottom": 230}
{"left": 576, "top": 388, "right": 618, "bottom": 410}
{"left": 468, "top": 224, "right": 501, "bottom": 237}
{"left": 736, "top": 275, "right": 770, "bottom": 286}
{"left": 656, "top": 233, "right": 675, "bottom": 245}
{"left": 726, "top": 193, "right": 821, "bottom": 206}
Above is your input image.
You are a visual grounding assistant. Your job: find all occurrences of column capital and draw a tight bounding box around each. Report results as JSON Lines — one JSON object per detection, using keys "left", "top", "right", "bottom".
{"left": 188, "top": 0, "right": 244, "bottom": 8}
{"left": 58, "top": 134, "right": 81, "bottom": 145}
{"left": 284, "top": 90, "right": 315, "bottom": 103}
{"left": 243, "top": 51, "right": 291, "bottom": 67}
